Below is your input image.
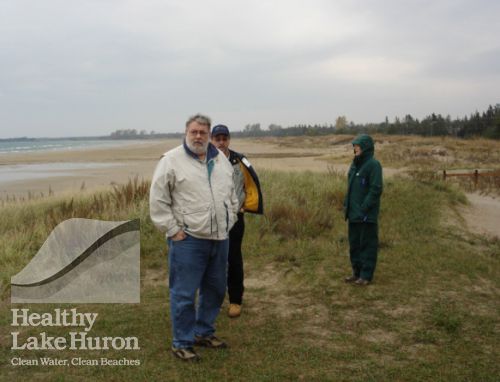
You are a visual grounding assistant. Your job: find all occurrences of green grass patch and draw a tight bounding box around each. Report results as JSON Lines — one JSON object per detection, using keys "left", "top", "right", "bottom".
{"left": 0, "top": 171, "right": 499, "bottom": 381}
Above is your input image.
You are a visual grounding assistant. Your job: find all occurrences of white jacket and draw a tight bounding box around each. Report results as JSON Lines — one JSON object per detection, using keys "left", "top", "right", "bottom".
{"left": 149, "top": 143, "right": 238, "bottom": 240}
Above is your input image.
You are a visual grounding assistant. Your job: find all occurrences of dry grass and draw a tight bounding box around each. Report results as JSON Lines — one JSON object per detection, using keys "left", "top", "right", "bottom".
{"left": 240, "top": 152, "right": 322, "bottom": 159}
{"left": 250, "top": 134, "right": 500, "bottom": 169}
{"left": 375, "top": 135, "right": 500, "bottom": 171}
{"left": 1, "top": 137, "right": 500, "bottom": 381}
{"left": 253, "top": 134, "right": 356, "bottom": 149}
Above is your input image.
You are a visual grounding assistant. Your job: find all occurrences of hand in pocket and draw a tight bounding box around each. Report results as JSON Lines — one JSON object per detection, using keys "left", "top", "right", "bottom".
{"left": 171, "top": 230, "right": 187, "bottom": 241}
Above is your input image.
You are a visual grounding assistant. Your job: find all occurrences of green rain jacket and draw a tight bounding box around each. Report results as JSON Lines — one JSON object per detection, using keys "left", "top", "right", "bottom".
{"left": 344, "top": 135, "right": 383, "bottom": 223}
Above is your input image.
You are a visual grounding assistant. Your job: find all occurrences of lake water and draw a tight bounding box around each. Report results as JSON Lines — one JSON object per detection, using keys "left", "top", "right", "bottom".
{"left": 0, "top": 162, "right": 124, "bottom": 184}
{"left": 0, "top": 139, "right": 145, "bottom": 154}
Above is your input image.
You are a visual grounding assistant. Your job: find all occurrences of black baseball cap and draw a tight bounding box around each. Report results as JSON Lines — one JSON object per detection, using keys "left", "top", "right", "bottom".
{"left": 212, "top": 124, "right": 230, "bottom": 136}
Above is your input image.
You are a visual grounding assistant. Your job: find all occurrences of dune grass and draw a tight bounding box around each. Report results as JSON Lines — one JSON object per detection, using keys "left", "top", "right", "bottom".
{"left": 255, "top": 134, "right": 500, "bottom": 170}
{"left": 272, "top": 133, "right": 500, "bottom": 194}
{"left": 0, "top": 171, "right": 499, "bottom": 381}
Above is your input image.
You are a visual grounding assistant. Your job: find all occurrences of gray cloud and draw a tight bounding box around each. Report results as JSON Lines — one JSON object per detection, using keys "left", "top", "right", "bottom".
{"left": 0, "top": 0, "right": 499, "bottom": 138}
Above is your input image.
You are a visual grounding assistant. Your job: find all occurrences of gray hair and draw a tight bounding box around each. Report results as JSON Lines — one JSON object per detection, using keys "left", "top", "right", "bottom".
{"left": 185, "top": 114, "right": 211, "bottom": 129}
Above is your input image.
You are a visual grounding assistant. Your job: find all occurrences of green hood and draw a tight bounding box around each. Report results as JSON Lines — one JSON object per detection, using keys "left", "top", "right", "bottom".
{"left": 352, "top": 134, "right": 374, "bottom": 153}
{"left": 352, "top": 134, "right": 375, "bottom": 165}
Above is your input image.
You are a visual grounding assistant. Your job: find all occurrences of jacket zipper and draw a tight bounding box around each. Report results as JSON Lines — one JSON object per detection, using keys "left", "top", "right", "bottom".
{"left": 206, "top": 158, "right": 219, "bottom": 239}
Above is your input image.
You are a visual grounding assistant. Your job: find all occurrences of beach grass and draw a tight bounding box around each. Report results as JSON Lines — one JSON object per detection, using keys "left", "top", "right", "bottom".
{"left": 0, "top": 171, "right": 499, "bottom": 381}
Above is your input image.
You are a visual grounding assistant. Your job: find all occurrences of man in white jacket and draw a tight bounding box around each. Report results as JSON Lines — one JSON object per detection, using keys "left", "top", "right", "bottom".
{"left": 149, "top": 114, "right": 238, "bottom": 362}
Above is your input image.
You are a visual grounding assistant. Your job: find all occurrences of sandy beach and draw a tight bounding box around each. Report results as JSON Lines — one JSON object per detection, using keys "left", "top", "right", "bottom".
{"left": 0, "top": 138, "right": 345, "bottom": 199}
{"left": 3, "top": 137, "right": 498, "bottom": 239}
{"left": 0, "top": 140, "right": 174, "bottom": 199}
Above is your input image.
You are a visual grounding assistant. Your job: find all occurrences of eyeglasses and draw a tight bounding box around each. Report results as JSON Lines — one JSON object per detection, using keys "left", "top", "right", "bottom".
{"left": 188, "top": 129, "right": 209, "bottom": 137}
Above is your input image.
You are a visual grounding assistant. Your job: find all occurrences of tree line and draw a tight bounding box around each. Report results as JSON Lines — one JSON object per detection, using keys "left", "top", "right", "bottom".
{"left": 235, "top": 105, "right": 500, "bottom": 139}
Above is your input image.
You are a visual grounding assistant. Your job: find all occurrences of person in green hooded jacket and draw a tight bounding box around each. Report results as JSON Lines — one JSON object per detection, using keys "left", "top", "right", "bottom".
{"left": 344, "top": 134, "right": 383, "bottom": 286}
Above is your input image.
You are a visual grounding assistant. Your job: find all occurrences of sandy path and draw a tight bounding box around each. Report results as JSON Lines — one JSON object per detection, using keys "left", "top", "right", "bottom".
{"left": 461, "top": 193, "right": 500, "bottom": 238}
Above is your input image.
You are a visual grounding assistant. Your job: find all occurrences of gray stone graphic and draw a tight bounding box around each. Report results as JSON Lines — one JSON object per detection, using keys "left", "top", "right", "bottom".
{"left": 11, "top": 218, "right": 140, "bottom": 303}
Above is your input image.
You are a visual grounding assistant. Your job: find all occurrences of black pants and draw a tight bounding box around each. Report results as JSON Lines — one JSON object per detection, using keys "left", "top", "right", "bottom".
{"left": 228, "top": 213, "right": 245, "bottom": 304}
{"left": 348, "top": 222, "right": 378, "bottom": 282}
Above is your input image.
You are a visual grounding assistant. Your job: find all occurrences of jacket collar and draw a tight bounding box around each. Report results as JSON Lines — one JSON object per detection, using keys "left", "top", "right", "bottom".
{"left": 230, "top": 149, "right": 249, "bottom": 162}
{"left": 183, "top": 140, "right": 219, "bottom": 161}
{"left": 353, "top": 148, "right": 374, "bottom": 167}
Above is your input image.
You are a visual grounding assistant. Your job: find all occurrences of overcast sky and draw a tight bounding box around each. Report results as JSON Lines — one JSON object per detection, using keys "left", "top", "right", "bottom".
{"left": 1, "top": 0, "right": 499, "bottom": 138}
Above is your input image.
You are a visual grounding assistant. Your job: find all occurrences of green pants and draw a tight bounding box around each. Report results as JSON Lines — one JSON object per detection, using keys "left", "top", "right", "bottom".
{"left": 348, "top": 222, "right": 378, "bottom": 281}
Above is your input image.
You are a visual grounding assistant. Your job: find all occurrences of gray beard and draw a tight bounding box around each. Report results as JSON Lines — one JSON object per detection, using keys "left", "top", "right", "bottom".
{"left": 186, "top": 139, "right": 208, "bottom": 156}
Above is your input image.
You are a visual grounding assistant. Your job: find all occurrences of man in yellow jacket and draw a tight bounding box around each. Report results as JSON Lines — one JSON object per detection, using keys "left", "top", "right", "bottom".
{"left": 211, "top": 124, "right": 264, "bottom": 318}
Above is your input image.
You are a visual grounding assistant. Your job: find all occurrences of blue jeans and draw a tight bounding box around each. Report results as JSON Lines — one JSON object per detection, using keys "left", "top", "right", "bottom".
{"left": 168, "top": 235, "right": 229, "bottom": 349}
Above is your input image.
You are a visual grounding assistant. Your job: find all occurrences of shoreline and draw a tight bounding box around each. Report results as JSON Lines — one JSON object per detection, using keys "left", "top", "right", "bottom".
{"left": 1, "top": 135, "right": 498, "bottom": 239}
{"left": 0, "top": 138, "right": 340, "bottom": 199}
{"left": 0, "top": 139, "right": 156, "bottom": 155}
{"left": 0, "top": 140, "right": 178, "bottom": 199}
{"left": 0, "top": 139, "right": 178, "bottom": 166}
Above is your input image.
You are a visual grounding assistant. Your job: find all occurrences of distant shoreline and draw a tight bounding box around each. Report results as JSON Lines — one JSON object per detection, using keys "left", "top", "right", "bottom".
{"left": 0, "top": 139, "right": 179, "bottom": 198}
{"left": 0, "top": 134, "right": 183, "bottom": 142}
{"left": 0, "top": 139, "right": 156, "bottom": 155}
{"left": 0, "top": 136, "right": 335, "bottom": 199}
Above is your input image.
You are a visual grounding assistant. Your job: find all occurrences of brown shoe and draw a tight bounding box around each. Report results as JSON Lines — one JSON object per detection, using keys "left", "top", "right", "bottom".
{"left": 171, "top": 346, "right": 200, "bottom": 362}
{"left": 354, "top": 278, "right": 370, "bottom": 286}
{"left": 344, "top": 275, "right": 359, "bottom": 283}
{"left": 194, "top": 335, "right": 227, "bottom": 349}
{"left": 228, "top": 303, "right": 242, "bottom": 318}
